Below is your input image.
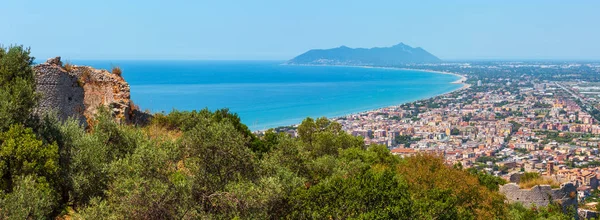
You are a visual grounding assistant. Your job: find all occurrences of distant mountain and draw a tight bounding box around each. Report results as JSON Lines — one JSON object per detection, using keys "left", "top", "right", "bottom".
{"left": 286, "top": 43, "right": 441, "bottom": 66}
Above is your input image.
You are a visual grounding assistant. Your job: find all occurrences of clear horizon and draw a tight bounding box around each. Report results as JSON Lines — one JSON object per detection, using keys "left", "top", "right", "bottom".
{"left": 3, "top": 0, "right": 600, "bottom": 61}
{"left": 51, "top": 58, "right": 600, "bottom": 62}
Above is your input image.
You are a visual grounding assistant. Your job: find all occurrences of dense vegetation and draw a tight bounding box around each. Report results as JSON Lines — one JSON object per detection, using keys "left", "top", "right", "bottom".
{"left": 0, "top": 45, "right": 573, "bottom": 219}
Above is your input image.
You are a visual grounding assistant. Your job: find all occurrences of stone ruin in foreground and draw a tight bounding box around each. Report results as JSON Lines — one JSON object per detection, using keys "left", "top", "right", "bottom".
{"left": 500, "top": 182, "right": 578, "bottom": 211}
{"left": 34, "top": 57, "right": 148, "bottom": 126}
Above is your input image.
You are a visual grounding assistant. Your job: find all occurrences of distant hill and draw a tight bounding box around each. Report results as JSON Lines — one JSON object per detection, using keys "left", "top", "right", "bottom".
{"left": 286, "top": 43, "right": 441, "bottom": 66}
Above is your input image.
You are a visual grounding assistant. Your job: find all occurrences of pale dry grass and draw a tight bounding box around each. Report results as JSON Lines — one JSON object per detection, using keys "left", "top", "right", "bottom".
{"left": 143, "top": 123, "right": 182, "bottom": 141}
{"left": 112, "top": 66, "right": 122, "bottom": 77}
{"left": 77, "top": 68, "right": 92, "bottom": 87}
{"left": 583, "top": 202, "right": 598, "bottom": 210}
{"left": 64, "top": 62, "right": 74, "bottom": 72}
{"left": 519, "top": 177, "right": 561, "bottom": 189}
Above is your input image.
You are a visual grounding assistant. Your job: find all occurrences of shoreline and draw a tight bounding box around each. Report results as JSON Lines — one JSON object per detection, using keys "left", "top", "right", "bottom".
{"left": 283, "top": 63, "right": 470, "bottom": 90}
{"left": 396, "top": 67, "right": 470, "bottom": 90}
{"left": 258, "top": 64, "right": 471, "bottom": 132}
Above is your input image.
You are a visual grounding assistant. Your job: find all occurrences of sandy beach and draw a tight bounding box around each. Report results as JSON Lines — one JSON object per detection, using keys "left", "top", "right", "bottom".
{"left": 388, "top": 67, "right": 470, "bottom": 90}
{"left": 268, "top": 64, "right": 472, "bottom": 131}
{"left": 340, "top": 65, "right": 472, "bottom": 90}
{"left": 286, "top": 64, "right": 471, "bottom": 90}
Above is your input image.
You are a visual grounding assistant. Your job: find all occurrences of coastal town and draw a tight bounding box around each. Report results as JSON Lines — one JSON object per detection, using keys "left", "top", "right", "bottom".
{"left": 270, "top": 61, "right": 600, "bottom": 209}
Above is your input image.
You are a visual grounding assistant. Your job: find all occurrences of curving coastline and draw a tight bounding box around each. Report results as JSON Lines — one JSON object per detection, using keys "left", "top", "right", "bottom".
{"left": 282, "top": 63, "right": 470, "bottom": 90}
{"left": 269, "top": 64, "right": 471, "bottom": 131}
{"left": 363, "top": 66, "right": 469, "bottom": 89}
{"left": 396, "top": 68, "right": 470, "bottom": 89}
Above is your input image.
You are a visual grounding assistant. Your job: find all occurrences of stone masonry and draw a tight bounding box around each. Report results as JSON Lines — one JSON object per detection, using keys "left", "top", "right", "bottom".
{"left": 34, "top": 57, "right": 133, "bottom": 126}
{"left": 500, "top": 182, "right": 578, "bottom": 211}
{"left": 34, "top": 57, "right": 86, "bottom": 124}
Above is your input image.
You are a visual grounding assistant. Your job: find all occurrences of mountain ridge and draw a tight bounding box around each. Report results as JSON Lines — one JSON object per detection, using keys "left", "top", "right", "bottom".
{"left": 286, "top": 43, "right": 441, "bottom": 66}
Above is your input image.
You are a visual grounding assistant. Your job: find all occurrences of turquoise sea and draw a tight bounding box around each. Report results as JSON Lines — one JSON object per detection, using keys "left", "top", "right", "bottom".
{"left": 72, "top": 60, "right": 461, "bottom": 130}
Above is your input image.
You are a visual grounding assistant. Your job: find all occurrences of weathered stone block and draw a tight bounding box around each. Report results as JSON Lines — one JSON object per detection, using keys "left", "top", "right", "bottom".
{"left": 500, "top": 182, "right": 578, "bottom": 213}
{"left": 34, "top": 56, "right": 134, "bottom": 126}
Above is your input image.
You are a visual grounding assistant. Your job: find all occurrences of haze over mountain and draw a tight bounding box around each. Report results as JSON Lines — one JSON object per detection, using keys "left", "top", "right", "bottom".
{"left": 286, "top": 43, "right": 441, "bottom": 66}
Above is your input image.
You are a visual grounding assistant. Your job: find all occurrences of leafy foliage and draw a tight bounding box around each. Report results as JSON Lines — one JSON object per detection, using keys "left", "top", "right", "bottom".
{"left": 288, "top": 168, "right": 411, "bottom": 219}
{"left": 23, "top": 110, "right": 518, "bottom": 219}
{"left": 0, "top": 124, "right": 59, "bottom": 191}
{"left": 398, "top": 154, "right": 507, "bottom": 219}
{"left": 507, "top": 203, "right": 572, "bottom": 220}
{"left": 0, "top": 175, "right": 57, "bottom": 219}
{"left": 467, "top": 168, "right": 507, "bottom": 191}
{"left": 0, "top": 45, "right": 38, "bottom": 131}
{"left": 0, "top": 107, "right": 572, "bottom": 219}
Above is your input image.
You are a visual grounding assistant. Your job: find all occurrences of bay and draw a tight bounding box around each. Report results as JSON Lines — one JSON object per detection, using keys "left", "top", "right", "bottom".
{"left": 71, "top": 60, "right": 461, "bottom": 130}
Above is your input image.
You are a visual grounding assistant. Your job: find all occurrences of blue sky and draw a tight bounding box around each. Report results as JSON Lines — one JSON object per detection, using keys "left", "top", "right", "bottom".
{"left": 1, "top": 0, "right": 599, "bottom": 60}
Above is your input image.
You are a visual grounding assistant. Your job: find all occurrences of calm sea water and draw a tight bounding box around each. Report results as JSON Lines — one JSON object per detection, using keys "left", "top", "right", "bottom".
{"left": 71, "top": 60, "right": 461, "bottom": 130}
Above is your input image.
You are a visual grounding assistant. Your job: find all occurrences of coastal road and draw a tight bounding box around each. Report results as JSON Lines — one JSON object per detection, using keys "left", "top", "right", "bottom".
{"left": 554, "top": 82, "right": 589, "bottom": 106}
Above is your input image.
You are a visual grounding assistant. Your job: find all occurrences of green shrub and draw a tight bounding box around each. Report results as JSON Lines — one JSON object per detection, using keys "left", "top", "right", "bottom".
{"left": 0, "top": 124, "right": 59, "bottom": 191}
{"left": 0, "top": 175, "right": 58, "bottom": 219}
{"left": 0, "top": 45, "right": 38, "bottom": 131}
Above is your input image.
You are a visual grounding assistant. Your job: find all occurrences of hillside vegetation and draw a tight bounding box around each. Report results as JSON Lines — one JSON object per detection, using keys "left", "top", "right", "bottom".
{"left": 0, "top": 45, "right": 571, "bottom": 219}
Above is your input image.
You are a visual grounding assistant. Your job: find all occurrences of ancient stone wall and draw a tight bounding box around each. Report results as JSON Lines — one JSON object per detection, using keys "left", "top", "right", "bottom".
{"left": 34, "top": 57, "right": 86, "bottom": 124}
{"left": 500, "top": 182, "right": 578, "bottom": 210}
{"left": 34, "top": 57, "right": 136, "bottom": 125}
{"left": 70, "top": 65, "right": 131, "bottom": 124}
